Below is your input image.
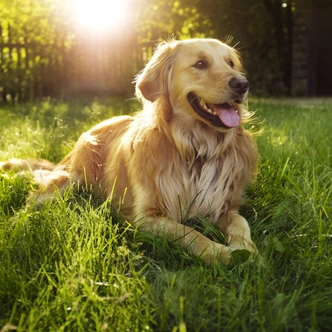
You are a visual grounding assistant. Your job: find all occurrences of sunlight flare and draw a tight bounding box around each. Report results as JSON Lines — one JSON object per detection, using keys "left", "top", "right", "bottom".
{"left": 72, "top": 0, "right": 128, "bottom": 31}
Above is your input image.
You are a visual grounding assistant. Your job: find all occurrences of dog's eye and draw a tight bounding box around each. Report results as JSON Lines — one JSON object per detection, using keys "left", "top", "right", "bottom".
{"left": 193, "top": 60, "right": 207, "bottom": 70}
{"left": 228, "top": 60, "right": 234, "bottom": 68}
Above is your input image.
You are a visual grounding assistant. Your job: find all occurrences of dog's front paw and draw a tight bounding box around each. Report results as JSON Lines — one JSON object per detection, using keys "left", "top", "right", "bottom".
{"left": 199, "top": 242, "right": 232, "bottom": 266}
{"left": 228, "top": 245, "right": 263, "bottom": 266}
{"left": 230, "top": 249, "right": 251, "bottom": 264}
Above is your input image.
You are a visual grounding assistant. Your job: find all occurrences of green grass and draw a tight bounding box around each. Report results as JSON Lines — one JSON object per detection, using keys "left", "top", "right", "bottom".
{"left": 0, "top": 97, "right": 331, "bottom": 331}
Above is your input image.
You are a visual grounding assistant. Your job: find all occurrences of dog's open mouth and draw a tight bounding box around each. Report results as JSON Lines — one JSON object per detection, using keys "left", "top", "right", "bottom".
{"left": 187, "top": 93, "right": 240, "bottom": 128}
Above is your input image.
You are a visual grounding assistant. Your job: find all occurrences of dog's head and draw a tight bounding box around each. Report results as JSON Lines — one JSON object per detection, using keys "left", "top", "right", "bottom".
{"left": 136, "top": 38, "right": 249, "bottom": 131}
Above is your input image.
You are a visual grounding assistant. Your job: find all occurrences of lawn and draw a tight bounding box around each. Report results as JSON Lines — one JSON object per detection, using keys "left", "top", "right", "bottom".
{"left": 0, "top": 97, "right": 331, "bottom": 331}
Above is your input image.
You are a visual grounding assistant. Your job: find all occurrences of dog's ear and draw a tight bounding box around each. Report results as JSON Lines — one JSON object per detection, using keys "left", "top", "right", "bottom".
{"left": 135, "top": 41, "right": 176, "bottom": 102}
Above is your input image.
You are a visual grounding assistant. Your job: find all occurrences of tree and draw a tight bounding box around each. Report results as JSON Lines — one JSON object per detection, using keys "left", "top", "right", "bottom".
{"left": 0, "top": 0, "right": 295, "bottom": 100}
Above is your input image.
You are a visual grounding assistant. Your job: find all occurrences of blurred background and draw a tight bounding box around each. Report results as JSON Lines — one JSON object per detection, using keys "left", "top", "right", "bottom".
{"left": 0, "top": 0, "right": 331, "bottom": 101}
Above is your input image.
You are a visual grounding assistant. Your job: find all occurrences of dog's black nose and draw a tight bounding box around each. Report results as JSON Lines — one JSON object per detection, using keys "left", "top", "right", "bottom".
{"left": 229, "top": 77, "right": 249, "bottom": 95}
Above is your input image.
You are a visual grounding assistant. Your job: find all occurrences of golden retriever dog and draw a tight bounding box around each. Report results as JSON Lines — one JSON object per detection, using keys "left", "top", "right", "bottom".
{"left": 1, "top": 38, "right": 258, "bottom": 265}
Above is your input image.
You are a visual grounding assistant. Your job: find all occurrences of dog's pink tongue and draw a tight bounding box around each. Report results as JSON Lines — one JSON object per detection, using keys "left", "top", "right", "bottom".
{"left": 213, "top": 105, "right": 240, "bottom": 128}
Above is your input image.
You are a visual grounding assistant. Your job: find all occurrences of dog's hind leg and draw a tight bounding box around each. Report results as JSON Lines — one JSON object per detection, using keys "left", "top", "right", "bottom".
{"left": 28, "top": 129, "right": 105, "bottom": 207}
{"left": 28, "top": 168, "right": 74, "bottom": 207}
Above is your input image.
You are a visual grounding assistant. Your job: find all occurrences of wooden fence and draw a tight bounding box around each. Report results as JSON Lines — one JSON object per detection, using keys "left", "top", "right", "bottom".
{"left": 0, "top": 24, "right": 154, "bottom": 101}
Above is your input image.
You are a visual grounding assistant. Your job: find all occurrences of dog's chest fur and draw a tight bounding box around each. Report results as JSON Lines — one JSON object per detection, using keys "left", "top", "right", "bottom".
{"left": 158, "top": 155, "right": 231, "bottom": 223}
{"left": 146, "top": 125, "right": 243, "bottom": 224}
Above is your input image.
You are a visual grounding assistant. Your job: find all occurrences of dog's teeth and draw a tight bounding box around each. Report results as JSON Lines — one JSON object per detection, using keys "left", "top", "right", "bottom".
{"left": 206, "top": 107, "right": 215, "bottom": 115}
{"left": 199, "top": 99, "right": 216, "bottom": 114}
{"left": 199, "top": 99, "right": 207, "bottom": 109}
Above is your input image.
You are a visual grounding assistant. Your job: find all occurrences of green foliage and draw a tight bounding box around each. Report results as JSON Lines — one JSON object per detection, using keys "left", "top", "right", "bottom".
{"left": 0, "top": 0, "right": 294, "bottom": 100}
{"left": 0, "top": 98, "right": 331, "bottom": 331}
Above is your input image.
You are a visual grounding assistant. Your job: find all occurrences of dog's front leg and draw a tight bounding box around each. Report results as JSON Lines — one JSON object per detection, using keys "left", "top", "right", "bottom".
{"left": 135, "top": 216, "right": 232, "bottom": 265}
{"left": 217, "top": 212, "right": 258, "bottom": 260}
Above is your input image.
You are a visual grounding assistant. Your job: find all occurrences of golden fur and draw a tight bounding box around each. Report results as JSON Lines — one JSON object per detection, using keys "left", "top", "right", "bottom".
{"left": 1, "top": 38, "right": 258, "bottom": 265}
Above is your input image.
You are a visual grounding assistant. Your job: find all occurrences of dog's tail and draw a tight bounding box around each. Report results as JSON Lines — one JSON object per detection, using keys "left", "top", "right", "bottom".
{"left": 0, "top": 158, "right": 72, "bottom": 206}
{"left": 0, "top": 158, "right": 55, "bottom": 173}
